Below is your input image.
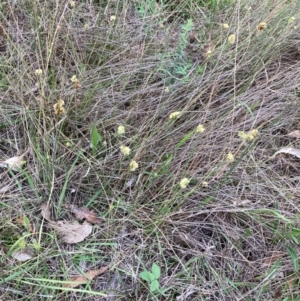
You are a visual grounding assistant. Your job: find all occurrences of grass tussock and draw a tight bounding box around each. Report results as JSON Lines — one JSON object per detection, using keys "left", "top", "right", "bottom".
{"left": 1, "top": 0, "right": 300, "bottom": 300}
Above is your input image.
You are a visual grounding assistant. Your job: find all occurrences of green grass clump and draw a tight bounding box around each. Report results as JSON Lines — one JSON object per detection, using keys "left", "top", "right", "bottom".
{"left": 1, "top": 0, "right": 300, "bottom": 300}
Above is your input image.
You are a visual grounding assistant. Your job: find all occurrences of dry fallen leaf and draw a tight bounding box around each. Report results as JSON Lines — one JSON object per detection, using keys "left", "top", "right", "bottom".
{"left": 262, "top": 252, "right": 283, "bottom": 267}
{"left": 48, "top": 220, "right": 92, "bottom": 244}
{"left": 0, "top": 156, "right": 25, "bottom": 171}
{"left": 62, "top": 267, "right": 108, "bottom": 288}
{"left": 40, "top": 203, "right": 52, "bottom": 221}
{"left": 64, "top": 204, "right": 102, "bottom": 225}
{"left": 272, "top": 147, "right": 300, "bottom": 159}
{"left": 12, "top": 249, "right": 34, "bottom": 262}
{"left": 287, "top": 130, "right": 300, "bottom": 138}
{"left": 40, "top": 203, "right": 93, "bottom": 244}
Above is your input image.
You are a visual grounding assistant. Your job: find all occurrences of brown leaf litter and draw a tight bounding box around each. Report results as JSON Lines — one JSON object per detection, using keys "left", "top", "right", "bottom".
{"left": 62, "top": 266, "right": 108, "bottom": 288}
{"left": 40, "top": 203, "right": 93, "bottom": 244}
{"left": 63, "top": 204, "right": 102, "bottom": 225}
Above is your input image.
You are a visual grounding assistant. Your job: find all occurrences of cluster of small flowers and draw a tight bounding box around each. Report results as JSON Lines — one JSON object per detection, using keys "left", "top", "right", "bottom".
{"left": 71, "top": 75, "right": 81, "bottom": 88}
{"left": 169, "top": 111, "right": 259, "bottom": 189}
{"left": 238, "top": 129, "right": 259, "bottom": 141}
{"left": 53, "top": 99, "right": 65, "bottom": 115}
{"left": 169, "top": 112, "right": 205, "bottom": 134}
{"left": 208, "top": 20, "right": 273, "bottom": 57}
{"left": 169, "top": 112, "right": 206, "bottom": 189}
{"left": 118, "top": 127, "right": 139, "bottom": 172}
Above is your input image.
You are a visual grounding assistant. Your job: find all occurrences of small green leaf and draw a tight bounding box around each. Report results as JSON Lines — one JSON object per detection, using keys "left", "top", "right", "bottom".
{"left": 150, "top": 279, "right": 160, "bottom": 292}
{"left": 90, "top": 125, "right": 102, "bottom": 150}
{"left": 23, "top": 216, "right": 30, "bottom": 232}
{"left": 18, "top": 237, "right": 26, "bottom": 249}
{"left": 149, "top": 273, "right": 155, "bottom": 282}
{"left": 139, "top": 271, "right": 153, "bottom": 282}
{"left": 151, "top": 263, "right": 161, "bottom": 280}
{"left": 286, "top": 246, "right": 299, "bottom": 272}
{"left": 32, "top": 239, "right": 41, "bottom": 251}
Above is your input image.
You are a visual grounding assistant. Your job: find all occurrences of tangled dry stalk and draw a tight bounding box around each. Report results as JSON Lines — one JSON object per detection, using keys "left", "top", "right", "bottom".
{"left": 1, "top": 0, "right": 300, "bottom": 300}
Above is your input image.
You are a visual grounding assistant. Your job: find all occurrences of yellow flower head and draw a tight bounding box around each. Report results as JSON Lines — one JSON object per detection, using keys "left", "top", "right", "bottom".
{"left": 180, "top": 178, "right": 190, "bottom": 189}
{"left": 129, "top": 160, "right": 139, "bottom": 171}
{"left": 120, "top": 145, "right": 131, "bottom": 156}
{"left": 256, "top": 22, "right": 267, "bottom": 31}
{"left": 53, "top": 100, "right": 65, "bottom": 115}
{"left": 35, "top": 69, "right": 43, "bottom": 76}
{"left": 248, "top": 129, "right": 259, "bottom": 140}
{"left": 117, "top": 125, "right": 125, "bottom": 135}
{"left": 238, "top": 131, "right": 248, "bottom": 141}
{"left": 71, "top": 75, "right": 78, "bottom": 83}
{"left": 69, "top": 0, "right": 75, "bottom": 8}
{"left": 222, "top": 23, "right": 229, "bottom": 29}
{"left": 288, "top": 16, "right": 295, "bottom": 24}
{"left": 110, "top": 15, "right": 116, "bottom": 22}
{"left": 228, "top": 34, "right": 236, "bottom": 44}
{"left": 226, "top": 152, "right": 235, "bottom": 162}
{"left": 196, "top": 124, "right": 205, "bottom": 133}
{"left": 206, "top": 49, "right": 212, "bottom": 58}
{"left": 238, "top": 129, "right": 259, "bottom": 141}
{"left": 169, "top": 111, "right": 181, "bottom": 120}
{"left": 202, "top": 181, "right": 208, "bottom": 187}
{"left": 84, "top": 23, "right": 89, "bottom": 30}
{"left": 21, "top": 160, "right": 27, "bottom": 166}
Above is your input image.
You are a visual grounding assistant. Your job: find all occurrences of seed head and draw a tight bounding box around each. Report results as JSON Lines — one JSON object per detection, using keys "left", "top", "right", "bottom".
{"left": 169, "top": 111, "right": 181, "bottom": 120}
{"left": 117, "top": 125, "right": 125, "bottom": 135}
{"left": 228, "top": 34, "right": 236, "bottom": 44}
{"left": 35, "top": 69, "right": 43, "bottom": 76}
{"left": 53, "top": 100, "right": 65, "bottom": 115}
{"left": 180, "top": 178, "right": 190, "bottom": 189}
{"left": 226, "top": 152, "right": 235, "bottom": 162}
{"left": 256, "top": 22, "right": 267, "bottom": 31}
{"left": 196, "top": 124, "right": 205, "bottom": 133}
{"left": 129, "top": 160, "right": 139, "bottom": 171}
{"left": 120, "top": 145, "right": 131, "bottom": 156}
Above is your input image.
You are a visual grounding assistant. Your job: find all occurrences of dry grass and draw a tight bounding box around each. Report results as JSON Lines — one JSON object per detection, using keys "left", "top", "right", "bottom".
{"left": 1, "top": 0, "right": 300, "bottom": 300}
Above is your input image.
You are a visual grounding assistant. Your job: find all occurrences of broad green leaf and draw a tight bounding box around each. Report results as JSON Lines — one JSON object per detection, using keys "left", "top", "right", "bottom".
{"left": 149, "top": 273, "right": 155, "bottom": 282}
{"left": 286, "top": 229, "right": 300, "bottom": 244}
{"left": 151, "top": 263, "right": 161, "bottom": 280}
{"left": 150, "top": 279, "right": 160, "bottom": 292}
{"left": 287, "top": 229, "right": 300, "bottom": 237}
{"left": 90, "top": 125, "right": 102, "bottom": 150}
{"left": 291, "top": 235, "right": 299, "bottom": 245}
{"left": 139, "top": 271, "right": 152, "bottom": 282}
{"left": 286, "top": 246, "right": 299, "bottom": 272}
